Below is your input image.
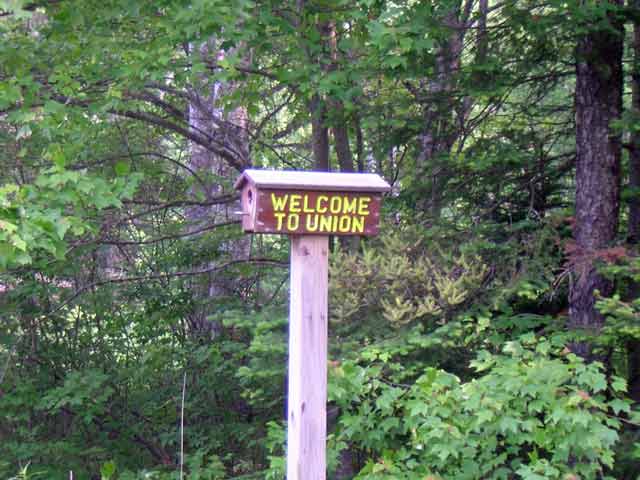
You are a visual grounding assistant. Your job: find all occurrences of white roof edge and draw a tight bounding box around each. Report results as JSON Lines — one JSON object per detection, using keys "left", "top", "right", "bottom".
{"left": 234, "top": 169, "right": 391, "bottom": 192}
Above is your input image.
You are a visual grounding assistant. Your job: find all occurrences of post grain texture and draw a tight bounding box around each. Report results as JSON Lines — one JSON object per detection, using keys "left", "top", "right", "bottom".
{"left": 287, "top": 235, "right": 329, "bottom": 480}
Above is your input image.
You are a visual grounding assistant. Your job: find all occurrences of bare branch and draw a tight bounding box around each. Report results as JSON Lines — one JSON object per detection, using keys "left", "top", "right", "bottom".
{"left": 47, "top": 258, "right": 287, "bottom": 316}
{"left": 114, "top": 109, "right": 246, "bottom": 171}
{"left": 117, "top": 195, "right": 238, "bottom": 225}
{"left": 98, "top": 220, "right": 240, "bottom": 246}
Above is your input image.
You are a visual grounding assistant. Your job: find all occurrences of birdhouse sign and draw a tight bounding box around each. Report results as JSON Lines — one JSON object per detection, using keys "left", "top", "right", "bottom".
{"left": 234, "top": 169, "right": 390, "bottom": 236}
{"left": 235, "top": 169, "right": 390, "bottom": 480}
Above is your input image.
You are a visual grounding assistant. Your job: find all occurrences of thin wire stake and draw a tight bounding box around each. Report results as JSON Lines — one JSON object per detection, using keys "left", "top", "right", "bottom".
{"left": 180, "top": 372, "right": 186, "bottom": 480}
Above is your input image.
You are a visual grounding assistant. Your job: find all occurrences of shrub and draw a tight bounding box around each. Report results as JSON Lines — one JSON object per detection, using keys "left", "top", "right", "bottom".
{"left": 330, "top": 335, "right": 628, "bottom": 479}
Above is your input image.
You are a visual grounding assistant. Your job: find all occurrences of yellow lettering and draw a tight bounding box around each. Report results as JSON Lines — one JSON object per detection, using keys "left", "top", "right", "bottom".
{"left": 306, "top": 214, "right": 319, "bottom": 232}
{"left": 271, "top": 193, "right": 288, "bottom": 212}
{"left": 319, "top": 215, "right": 332, "bottom": 232}
{"left": 330, "top": 196, "right": 342, "bottom": 214}
{"left": 274, "top": 212, "right": 286, "bottom": 230}
{"left": 351, "top": 216, "right": 364, "bottom": 233}
{"left": 338, "top": 216, "right": 351, "bottom": 232}
{"left": 303, "top": 195, "right": 314, "bottom": 213}
{"left": 358, "top": 197, "right": 371, "bottom": 216}
{"left": 332, "top": 216, "right": 339, "bottom": 231}
{"left": 287, "top": 214, "right": 300, "bottom": 231}
{"left": 289, "top": 194, "right": 302, "bottom": 213}
{"left": 343, "top": 196, "right": 357, "bottom": 214}
{"left": 317, "top": 196, "right": 328, "bottom": 213}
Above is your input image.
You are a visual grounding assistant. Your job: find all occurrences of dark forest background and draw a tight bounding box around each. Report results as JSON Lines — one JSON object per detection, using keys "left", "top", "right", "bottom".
{"left": 2, "top": 0, "right": 640, "bottom": 478}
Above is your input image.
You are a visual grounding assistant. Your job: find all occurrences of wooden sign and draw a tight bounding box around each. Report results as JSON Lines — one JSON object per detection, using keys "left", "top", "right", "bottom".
{"left": 234, "top": 170, "right": 390, "bottom": 236}
{"left": 235, "top": 169, "right": 390, "bottom": 480}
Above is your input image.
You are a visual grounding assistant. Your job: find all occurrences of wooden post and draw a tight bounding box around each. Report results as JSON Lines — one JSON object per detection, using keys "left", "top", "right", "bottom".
{"left": 234, "top": 169, "right": 390, "bottom": 480}
{"left": 287, "top": 235, "right": 329, "bottom": 480}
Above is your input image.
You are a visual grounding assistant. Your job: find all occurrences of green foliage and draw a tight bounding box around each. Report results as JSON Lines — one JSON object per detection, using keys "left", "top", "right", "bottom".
{"left": 263, "top": 421, "right": 286, "bottom": 480}
{"left": 0, "top": 167, "right": 140, "bottom": 269}
{"left": 0, "top": 304, "right": 288, "bottom": 479}
{"left": 228, "top": 308, "right": 288, "bottom": 412}
{"left": 1, "top": 0, "right": 639, "bottom": 477}
{"left": 330, "top": 335, "right": 627, "bottom": 479}
{"left": 331, "top": 227, "right": 488, "bottom": 329}
{"left": 7, "top": 463, "right": 45, "bottom": 480}
{"left": 330, "top": 220, "right": 563, "bottom": 346}
{"left": 101, "top": 460, "right": 117, "bottom": 480}
{"left": 39, "top": 369, "right": 114, "bottom": 423}
{"left": 598, "top": 255, "right": 640, "bottom": 344}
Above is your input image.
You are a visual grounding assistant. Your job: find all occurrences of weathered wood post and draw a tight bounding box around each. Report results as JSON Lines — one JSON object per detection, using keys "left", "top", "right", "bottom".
{"left": 235, "top": 170, "right": 390, "bottom": 480}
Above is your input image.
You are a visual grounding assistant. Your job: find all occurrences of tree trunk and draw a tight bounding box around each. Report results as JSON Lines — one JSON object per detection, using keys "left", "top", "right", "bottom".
{"left": 310, "top": 94, "right": 330, "bottom": 171}
{"left": 630, "top": 2, "right": 640, "bottom": 244}
{"left": 417, "top": 0, "right": 473, "bottom": 217}
{"left": 355, "top": 114, "right": 365, "bottom": 173}
{"left": 626, "top": 0, "right": 640, "bottom": 402}
{"left": 569, "top": 2, "right": 623, "bottom": 359}
{"left": 325, "top": 21, "right": 354, "bottom": 174}
{"left": 332, "top": 104, "right": 354, "bottom": 173}
{"left": 476, "top": 0, "right": 488, "bottom": 63}
{"left": 186, "top": 39, "right": 250, "bottom": 339}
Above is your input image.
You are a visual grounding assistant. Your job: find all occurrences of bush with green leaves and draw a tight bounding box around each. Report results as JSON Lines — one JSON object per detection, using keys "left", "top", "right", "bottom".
{"left": 0, "top": 305, "right": 287, "bottom": 479}
{"left": 597, "top": 255, "right": 640, "bottom": 346}
{"left": 329, "top": 334, "right": 629, "bottom": 479}
{"left": 330, "top": 227, "right": 488, "bottom": 331}
{"left": 329, "top": 220, "right": 563, "bottom": 338}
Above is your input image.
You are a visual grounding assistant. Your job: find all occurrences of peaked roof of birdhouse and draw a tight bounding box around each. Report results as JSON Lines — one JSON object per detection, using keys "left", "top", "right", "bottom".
{"left": 234, "top": 169, "right": 391, "bottom": 193}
